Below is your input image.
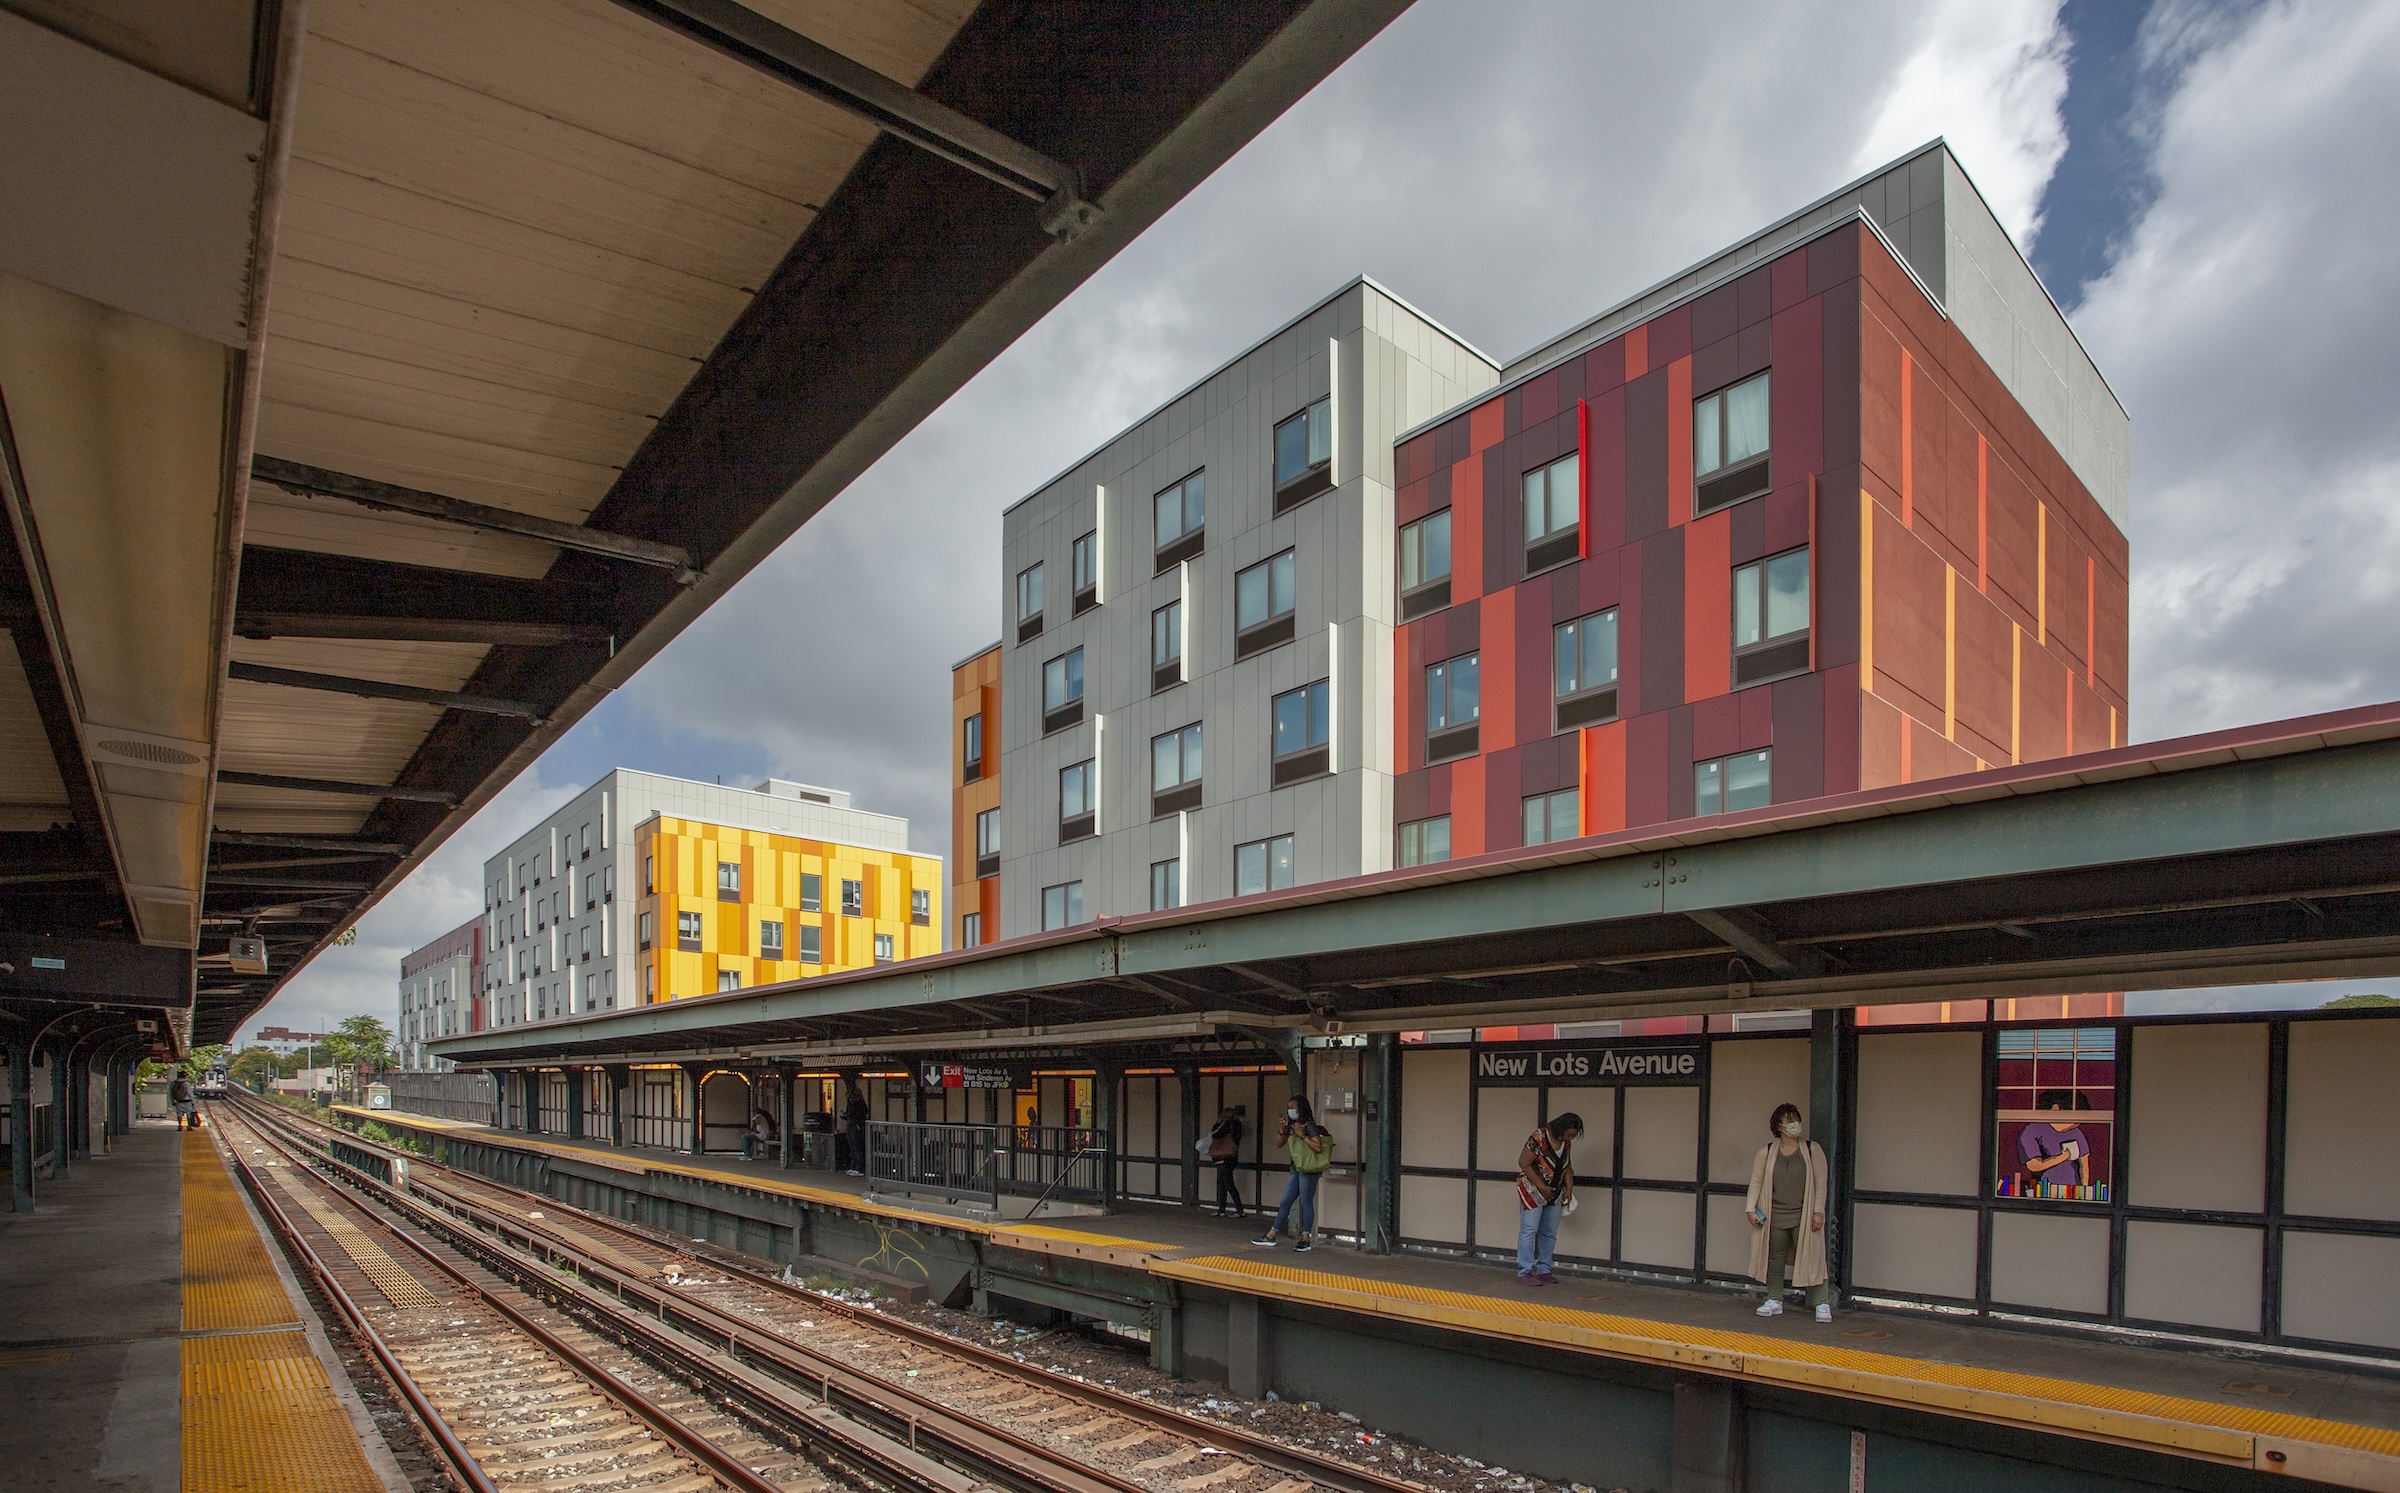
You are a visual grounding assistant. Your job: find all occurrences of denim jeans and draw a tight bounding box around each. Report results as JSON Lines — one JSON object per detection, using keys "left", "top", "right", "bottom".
{"left": 1271, "top": 1169, "right": 1321, "bottom": 1236}
{"left": 1517, "top": 1201, "right": 1562, "bottom": 1275}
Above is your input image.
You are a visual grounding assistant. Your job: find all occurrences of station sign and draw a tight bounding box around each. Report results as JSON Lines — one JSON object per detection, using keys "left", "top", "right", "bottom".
{"left": 1473, "top": 1039, "right": 1706, "bottom": 1086}
{"left": 917, "top": 1060, "right": 1026, "bottom": 1091}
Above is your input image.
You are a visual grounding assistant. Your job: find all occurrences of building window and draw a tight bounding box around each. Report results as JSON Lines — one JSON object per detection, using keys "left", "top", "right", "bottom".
{"left": 840, "top": 878, "right": 864, "bottom": 917}
{"left": 580, "top": 825, "right": 592, "bottom": 859}
{"left": 1398, "top": 509, "right": 1451, "bottom": 620}
{"left": 1398, "top": 815, "right": 1452, "bottom": 868}
{"left": 760, "top": 920, "right": 783, "bottom": 959}
{"left": 1150, "top": 858, "right": 1181, "bottom": 911}
{"left": 1554, "top": 608, "right": 1620, "bottom": 730}
{"left": 1151, "top": 598, "right": 1183, "bottom": 692}
{"left": 1042, "top": 880, "right": 1084, "bottom": 931}
{"left": 1234, "top": 548, "right": 1297, "bottom": 658}
{"left": 800, "top": 925, "right": 822, "bottom": 963}
{"left": 1235, "top": 834, "right": 1295, "bottom": 896}
{"left": 874, "top": 932, "right": 895, "bottom": 963}
{"left": 1151, "top": 722, "right": 1203, "bottom": 817}
{"left": 974, "top": 809, "right": 999, "bottom": 879}
{"left": 1426, "top": 652, "right": 1480, "bottom": 763}
{"left": 1154, "top": 470, "right": 1206, "bottom": 571}
{"left": 911, "top": 888, "right": 931, "bottom": 926}
{"left": 584, "top": 869, "right": 596, "bottom": 910}
{"left": 1270, "top": 679, "right": 1331, "bottom": 786}
{"left": 645, "top": 964, "right": 656, "bottom": 999}
{"left": 963, "top": 712, "right": 984, "bottom": 783}
{"left": 643, "top": 854, "right": 654, "bottom": 894}
{"left": 580, "top": 926, "right": 592, "bottom": 961}
{"left": 1695, "top": 749, "right": 1773, "bottom": 817}
{"left": 1522, "top": 453, "right": 1580, "bottom": 574}
{"left": 960, "top": 912, "right": 982, "bottom": 949}
{"left": 677, "top": 910, "right": 702, "bottom": 953}
{"left": 718, "top": 969, "right": 741, "bottom": 993}
{"left": 603, "top": 865, "right": 613, "bottom": 903}
{"left": 1072, "top": 530, "right": 1099, "bottom": 614}
{"left": 1696, "top": 370, "right": 1771, "bottom": 514}
{"left": 1059, "top": 759, "right": 1096, "bottom": 842}
{"left": 638, "top": 912, "right": 654, "bottom": 950}
{"left": 1273, "top": 395, "right": 1333, "bottom": 512}
{"left": 1042, "top": 646, "right": 1084, "bottom": 732}
{"left": 1733, "top": 545, "right": 1811, "bottom": 686}
{"left": 717, "top": 860, "right": 740, "bottom": 901}
{"left": 1523, "top": 789, "right": 1581, "bottom": 846}
{"left": 800, "top": 871, "right": 821, "bottom": 913}
{"left": 1016, "top": 561, "right": 1045, "bottom": 642}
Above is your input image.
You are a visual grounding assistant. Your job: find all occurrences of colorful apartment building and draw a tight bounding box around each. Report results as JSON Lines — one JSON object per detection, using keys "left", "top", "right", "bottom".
{"left": 633, "top": 811, "right": 942, "bottom": 1000}
{"left": 482, "top": 770, "right": 938, "bottom": 1025}
{"left": 952, "top": 641, "right": 1002, "bottom": 948}
{"left": 1386, "top": 142, "right": 2129, "bottom": 858}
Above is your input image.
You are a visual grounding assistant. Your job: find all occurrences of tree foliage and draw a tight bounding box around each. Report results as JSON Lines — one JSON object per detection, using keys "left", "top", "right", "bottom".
{"left": 2321, "top": 991, "right": 2398, "bottom": 1009}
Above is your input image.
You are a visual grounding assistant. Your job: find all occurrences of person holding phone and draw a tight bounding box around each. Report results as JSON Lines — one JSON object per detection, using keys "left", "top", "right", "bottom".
{"left": 1251, "top": 1096, "right": 1331, "bottom": 1252}
{"left": 2019, "top": 1089, "right": 2091, "bottom": 1189}
{"left": 1745, "top": 1102, "right": 1831, "bottom": 1321}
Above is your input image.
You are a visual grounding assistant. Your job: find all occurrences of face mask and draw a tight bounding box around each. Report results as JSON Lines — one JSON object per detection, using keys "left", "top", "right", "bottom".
{"left": 1781, "top": 1120, "right": 1802, "bottom": 1137}
{"left": 1287, "top": 1109, "right": 1300, "bottom": 1120}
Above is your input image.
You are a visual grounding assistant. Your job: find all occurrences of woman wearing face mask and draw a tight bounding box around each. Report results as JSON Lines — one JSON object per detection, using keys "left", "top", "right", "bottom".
{"left": 1745, "top": 1102, "right": 1832, "bottom": 1322}
{"left": 1251, "top": 1095, "right": 1331, "bottom": 1252}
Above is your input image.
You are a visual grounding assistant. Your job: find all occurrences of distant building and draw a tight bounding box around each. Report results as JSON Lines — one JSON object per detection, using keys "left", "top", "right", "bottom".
{"left": 397, "top": 918, "right": 482, "bottom": 1071}
{"left": 952, "top": 641, "right": 1002, "bottom": 949}
{"left": 481, "top": 770, "right": 942, "bottom": 1026}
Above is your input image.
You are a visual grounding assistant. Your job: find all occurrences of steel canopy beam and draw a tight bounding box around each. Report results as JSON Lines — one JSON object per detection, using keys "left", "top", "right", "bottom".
{"left": 611, "top": 0, "right": 1098, "bottom": 231}
{"left": 251, "top": 456, "right": 695, "bottom": 578}
{"left": 227, "top": 662, "right": 546, "bottom": 722}
{"left": 210, "top": 831, "right": 409, "bottom": 855}
{"left": 234, "top": 612, "right": 610, "bottom": 647}
{"left": 215, "top": 770, "right": 458, "bottom": 805}
{"left": 1684, "top": 907, "right": 1823, "bottom": 979}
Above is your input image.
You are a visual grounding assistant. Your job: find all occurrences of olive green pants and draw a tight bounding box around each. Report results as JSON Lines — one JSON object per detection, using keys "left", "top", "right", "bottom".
{"left": 1765, "top": 1223, "right": 1830, "bottom": 1308}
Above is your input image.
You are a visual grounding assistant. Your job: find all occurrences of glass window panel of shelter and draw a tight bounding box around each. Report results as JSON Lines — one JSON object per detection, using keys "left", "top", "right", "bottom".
{"left": 1397, "top": 815, "right": 1451, "bottom": 867}
{"left": 1732, "top": 546, "right": 1811, "bottom": 686}
{"left": 1521, "top": 453, "right": 1580, "bottom": 573}
{"left": 1552, "top": 608, "right": 1619, "bottom": 730}
{"left": 1234, "top": 833, "right": 1295, "bottom": 897}
{"left": 1154, "top": 470, "right": 1206, "bottom": 569}
{"left": 1398, "top": 509, "right": 1452, "bottom": 619}
{"left": 1695, "top": 370, "right": 1771, "bottom": 514}
{"left": 1693, "top": 748, "right": 1772, "bottom": 816}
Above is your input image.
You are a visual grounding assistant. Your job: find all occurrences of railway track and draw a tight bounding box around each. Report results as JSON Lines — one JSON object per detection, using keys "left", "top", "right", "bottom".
{"left": 225, "top": 1093, "right": 1430, "bottom": 1493}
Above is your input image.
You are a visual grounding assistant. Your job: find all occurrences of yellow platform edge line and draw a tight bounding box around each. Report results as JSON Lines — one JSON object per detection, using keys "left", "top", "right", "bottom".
{"left": 1155, "top": 1255, "right": 2400, "bottom": 1468}
{"left": 180, "top": 1135, "right": 386, "bottom": 1493}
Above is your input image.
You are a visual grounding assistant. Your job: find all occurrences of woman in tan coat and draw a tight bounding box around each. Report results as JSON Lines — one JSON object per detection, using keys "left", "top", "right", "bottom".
{"left": 1744, "top": 1102, "right": 1831, "bottom": 1321}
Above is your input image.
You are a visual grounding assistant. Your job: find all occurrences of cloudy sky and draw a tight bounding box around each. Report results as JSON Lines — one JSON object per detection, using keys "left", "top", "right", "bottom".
{"left": 252, "top": 0, "right": 2400, "bottom": 1038}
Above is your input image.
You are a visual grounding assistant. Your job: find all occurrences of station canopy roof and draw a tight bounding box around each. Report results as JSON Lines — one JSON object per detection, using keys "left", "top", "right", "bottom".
{"left": 0, "top": 0, "right": 1409, "bottom": 1052}
{"left": 432, "top": 701, "right": 2400, "bottom": 1070}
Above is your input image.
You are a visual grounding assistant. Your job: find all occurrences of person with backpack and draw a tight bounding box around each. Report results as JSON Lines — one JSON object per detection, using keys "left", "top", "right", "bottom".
{"left": 1206, "top": 1104, "right": 1246, "bottom": 1216}
{"left": 1515, "top": 1112, "right": 1584, "bottom": 1285}
{"left": 1251, "top": 1095, "right": 1330, "bottom": 1252}
{"left": 168, "top": 1072, "right": 199, "bottom": 1130}
{"left": 1746, "top": 1102, "right": 1832, "bottom": 1321}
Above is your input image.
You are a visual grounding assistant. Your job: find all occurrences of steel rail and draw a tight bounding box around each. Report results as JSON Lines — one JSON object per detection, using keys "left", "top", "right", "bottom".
{"left": 215, "top": 1106, "right": 788, "bottom": 1493}
{"left": 226, "top": 1100, "right": 996, "bottom": 1493}
{"left": 239, "top": 1091, "right": 1432, "bottom": 1493}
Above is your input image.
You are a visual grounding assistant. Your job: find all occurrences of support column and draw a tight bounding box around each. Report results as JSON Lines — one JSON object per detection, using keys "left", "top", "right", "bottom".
{"left": 682, "top": 1063, "right": 707, "bottom": 1155}
{"left": 1361, "top": 1032, "right": 1399, "bottom": 1253}
{"left": 607, "top": 1065, "right": 630, "bottom": 1148}
{"left": 1092, "top": 1062, "right": 1122, "bottom": 1210}
{"left": 1226, "top": 1292, "right": 1272, "bottom": 1399}
{"left": 563, "top": 1067, "right": 585, "bottom": 1140}
{"left": 9, "top": 1040, "right": 34, "bottom": 1211}
{"left": 1669, "top": 1377, "right": 1745, "bottom": 1493}
{"left": 51, "top": 1041, "right": 70, "bottom": 1180}
{"left": 69, "top": 1052, "right": 90, "bottom": 1159}
{"left": 1809, "top": 1007, "right": 1847, "bottom": 1296}
{"left": 1177, "top": 1062, "right": 1201, "bottom": 1207}
{"left": 777, "top": 1067, "right": 793, "bottom": 1169}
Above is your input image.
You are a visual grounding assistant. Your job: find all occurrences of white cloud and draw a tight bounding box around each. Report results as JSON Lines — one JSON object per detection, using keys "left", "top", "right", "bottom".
{"left": 2074, "top": 0, "right": 2400, "bottom": 738}
{"left": 1852, "top": 0, "right": 2071, "bottom": 247}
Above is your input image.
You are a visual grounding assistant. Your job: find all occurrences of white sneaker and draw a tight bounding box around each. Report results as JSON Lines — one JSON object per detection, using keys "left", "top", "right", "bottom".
{"left": 1814, "top": 1304, "right": 1833, "bottom": 1323}
{"left": 1755, "top": 1299, "right": 1784, "bottom": 1318}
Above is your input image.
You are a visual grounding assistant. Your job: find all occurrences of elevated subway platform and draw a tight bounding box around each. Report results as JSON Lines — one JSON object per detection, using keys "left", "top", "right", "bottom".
{"left": 350, "top": 1105, "right": 2400, "bottom": 1493}
{"left": 0, "top": 1121, "right": 400, "bottom": 1493}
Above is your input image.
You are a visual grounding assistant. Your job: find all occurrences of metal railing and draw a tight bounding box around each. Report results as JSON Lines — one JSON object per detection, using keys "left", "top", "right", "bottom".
{"left": 864, "top": 1121, "right": 1114, "bottom": 1211}
{"left": 379, "top": 1070, "right": 499, "bottom": 1126}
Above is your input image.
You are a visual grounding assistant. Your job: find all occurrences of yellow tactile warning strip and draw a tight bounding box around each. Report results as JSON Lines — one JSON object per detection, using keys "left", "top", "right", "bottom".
{"left": 181, "top": 1130, "right": 386, "bottom": 1493}
{"left": 260, "top": 1165, "right": 439, "bottom": 1309}
{"left": 1156, "top": 1254, "right": 2400, "bottom": 1478}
